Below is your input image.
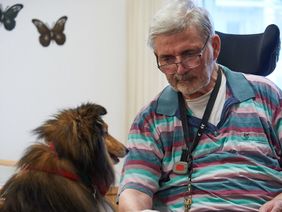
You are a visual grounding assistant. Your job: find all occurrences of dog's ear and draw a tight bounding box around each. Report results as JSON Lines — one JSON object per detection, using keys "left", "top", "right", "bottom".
{"left": 97, "top": 105, "right": 107, "bottom": 116}
{"left": 87, "top": 103, "right": 107, "bottom": 116}
{"left": 32, "top": 103, "right": 107, "bottom": 139}
{"left": 77, "top": 102, "right": 107, "bottom": 117}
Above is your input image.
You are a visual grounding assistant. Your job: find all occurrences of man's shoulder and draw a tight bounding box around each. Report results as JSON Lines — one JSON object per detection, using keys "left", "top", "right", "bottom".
{"left": 222, "top": 65, "right": 281, "bottom": 93}
{"left": 244, "top": 73, "right": 281, "bottom": 92}
{"left": 133, "top": 86, "right": 178, "bottom": 123}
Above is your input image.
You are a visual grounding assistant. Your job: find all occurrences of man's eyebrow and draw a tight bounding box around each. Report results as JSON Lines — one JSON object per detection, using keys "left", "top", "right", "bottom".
{"left": 158, "top": 47, "right": 202, "bottom": 59}
{"left": 181, "top": 48, "right": 201, "bottom": 55}
{"left": 159, "top": 54, "right": 173, "bottom": 58}
{"left": 154, "top": 52, "right": 169, "bottom": 58}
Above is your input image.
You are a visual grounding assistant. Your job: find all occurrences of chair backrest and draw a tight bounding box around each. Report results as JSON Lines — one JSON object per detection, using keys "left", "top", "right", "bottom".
{"left": 216, "top": 24, "right": 281, "bottom": 76}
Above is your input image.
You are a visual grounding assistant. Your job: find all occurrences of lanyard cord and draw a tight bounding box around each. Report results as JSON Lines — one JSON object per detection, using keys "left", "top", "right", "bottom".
{"left": 177, "top": 68, "right": 222, "bottom": 211}
{"left": 174, "top": 67, "right": 222, "bottom": 211}
{"left": 178, "top": 68, "right": 222, "bottom": 166}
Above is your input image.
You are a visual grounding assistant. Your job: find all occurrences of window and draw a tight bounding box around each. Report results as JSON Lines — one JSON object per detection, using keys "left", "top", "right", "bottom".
{"left": 201, "top": 0, "right": 282, "bottom": 88}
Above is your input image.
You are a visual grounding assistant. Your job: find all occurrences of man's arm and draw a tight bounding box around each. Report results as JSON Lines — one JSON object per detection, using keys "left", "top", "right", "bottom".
{"left": 118, "top": 189, "right": 153, "bottom": 211}
{"left": 259, "top": 193, "right": 282, "bottom": 212}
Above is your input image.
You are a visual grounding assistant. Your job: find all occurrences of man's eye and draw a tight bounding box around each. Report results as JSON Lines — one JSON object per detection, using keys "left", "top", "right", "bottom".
{"left": 182, "top": 51, "right": 195, "bottom": 58}
{"left": 160, "top": 57, "right": 175, "bottom": 64}
{"left": 182, "top": 49, "right": 201, "bottom": 58}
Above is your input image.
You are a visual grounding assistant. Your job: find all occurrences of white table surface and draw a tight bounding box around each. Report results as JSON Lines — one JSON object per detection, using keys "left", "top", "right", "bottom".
{"left": 0, "top": 165, "right": 16, "bottom": 188}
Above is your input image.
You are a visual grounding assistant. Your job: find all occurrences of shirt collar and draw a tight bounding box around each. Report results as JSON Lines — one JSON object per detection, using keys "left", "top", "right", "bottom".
{"left": 156, "top": 65, "right": 255, "bottom": 116}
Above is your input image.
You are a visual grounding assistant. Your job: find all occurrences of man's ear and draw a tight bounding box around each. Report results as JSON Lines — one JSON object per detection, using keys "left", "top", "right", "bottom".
{"left": 212, "top": 34, "right": 221, "bottom": 61}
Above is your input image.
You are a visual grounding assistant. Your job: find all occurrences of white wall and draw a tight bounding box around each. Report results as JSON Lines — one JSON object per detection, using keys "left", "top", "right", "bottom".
{"left": 0, "top": 0, "right": 127, "bottom": 180}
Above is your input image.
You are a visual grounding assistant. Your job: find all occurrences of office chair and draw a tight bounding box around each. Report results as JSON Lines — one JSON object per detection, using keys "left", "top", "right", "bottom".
{"left": 216, "top": 24, "right": 281, "bottom": 76}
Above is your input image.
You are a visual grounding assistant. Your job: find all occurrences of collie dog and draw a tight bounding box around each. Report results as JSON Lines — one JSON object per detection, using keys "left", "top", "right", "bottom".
{"left": 0, "top": 103, "right": 128, "bottom": 212}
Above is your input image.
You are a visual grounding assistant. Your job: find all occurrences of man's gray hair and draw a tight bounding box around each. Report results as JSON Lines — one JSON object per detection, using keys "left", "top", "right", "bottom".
{"left": 148, "top": 0, "right": 215, "bottom": 49}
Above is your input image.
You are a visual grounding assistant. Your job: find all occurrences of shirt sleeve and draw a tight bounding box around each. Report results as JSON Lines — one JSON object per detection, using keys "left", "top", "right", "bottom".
{"left": 118, "top": 111, "right": 163, "bottom": 198}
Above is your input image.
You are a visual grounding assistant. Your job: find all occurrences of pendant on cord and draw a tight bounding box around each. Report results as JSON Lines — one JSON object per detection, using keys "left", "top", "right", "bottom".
{"left": 173, "top": 160, "right": 193, "bottom": 175}
{"left": 173, "top": 149, "right": 193, "bottom": 175}
{"left": 173, "top": 161, "right": 188, "bottom": 175}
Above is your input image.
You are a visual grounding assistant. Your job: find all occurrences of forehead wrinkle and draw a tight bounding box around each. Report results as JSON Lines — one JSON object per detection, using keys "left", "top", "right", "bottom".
{"left": 157, "top": 42, "right": 202, "bottom": 61}
{"left": 154, "top": 30, "right": 203, "bottom": 57}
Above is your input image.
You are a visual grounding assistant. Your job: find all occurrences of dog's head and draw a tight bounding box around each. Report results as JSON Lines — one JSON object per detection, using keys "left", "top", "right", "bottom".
{"left": 32, "top": 102, "right": 127, "bottom": 194}
{"left": 103, "top": 122, "right": 128, "bottom": 164}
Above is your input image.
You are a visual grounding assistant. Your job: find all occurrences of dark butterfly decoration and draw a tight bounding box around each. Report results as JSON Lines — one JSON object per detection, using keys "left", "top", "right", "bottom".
{"left": 32, "top": 16, "right": 68, "bottom": 47}
{"left": 0, "top": 4, "right": 23, "bottom": 31}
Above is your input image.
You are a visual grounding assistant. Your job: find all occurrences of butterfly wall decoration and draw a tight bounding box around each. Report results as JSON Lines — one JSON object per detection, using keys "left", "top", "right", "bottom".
{"left": 0, "top": 4, "right": 23, "bottom": 31}
{"left": 32, "top": 16, "right": 68, "bottom": 47}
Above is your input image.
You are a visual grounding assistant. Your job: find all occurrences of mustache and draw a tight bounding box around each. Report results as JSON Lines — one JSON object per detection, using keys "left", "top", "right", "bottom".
{"left": 173, "top": 73, "right": 191, "bottom": 81}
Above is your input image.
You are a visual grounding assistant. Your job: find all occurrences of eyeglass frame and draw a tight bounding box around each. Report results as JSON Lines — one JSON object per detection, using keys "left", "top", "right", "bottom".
{"left": 156, "top": 35, "right": 210, "bottom": 74}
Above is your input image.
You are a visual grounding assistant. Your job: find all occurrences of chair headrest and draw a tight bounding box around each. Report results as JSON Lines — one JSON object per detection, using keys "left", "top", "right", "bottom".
{"left": 216, "top": 24, "right": 280, "bottom": 76}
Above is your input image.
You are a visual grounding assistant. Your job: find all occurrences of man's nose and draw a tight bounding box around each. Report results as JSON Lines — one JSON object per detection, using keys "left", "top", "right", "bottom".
{"left": 175, "top": 56, "right": 187, "bottom": 74}
{"left": 175, "top": 60, "right": 187, "bottom": 75}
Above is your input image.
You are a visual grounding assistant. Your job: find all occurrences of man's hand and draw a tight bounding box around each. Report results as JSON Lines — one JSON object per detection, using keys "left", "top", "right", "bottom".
{"left": 259, "top": 194, "right": 282, "bottom": 212}
{"left": 118, "top": 189, "right": 153, "bottom": 211}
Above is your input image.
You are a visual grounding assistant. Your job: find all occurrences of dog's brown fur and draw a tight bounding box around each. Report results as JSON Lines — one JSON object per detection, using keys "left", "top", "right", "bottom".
{"left": 0, "top": 102, "right": 127, "bottom": 212}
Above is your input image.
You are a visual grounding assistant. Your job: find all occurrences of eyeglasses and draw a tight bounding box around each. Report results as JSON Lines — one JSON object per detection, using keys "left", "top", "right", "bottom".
{"left": 156, "top": 36, "right": 210, "bottom": 74}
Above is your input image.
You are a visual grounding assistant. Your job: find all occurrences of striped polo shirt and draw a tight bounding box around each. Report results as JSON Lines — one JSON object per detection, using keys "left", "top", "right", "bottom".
{"left": 118, "top": 66, "right": 282, "bottom": 211}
